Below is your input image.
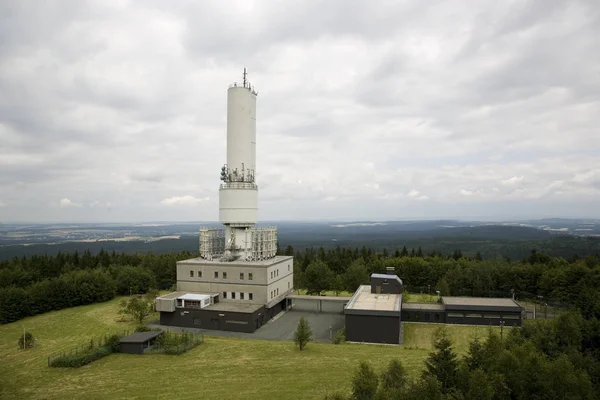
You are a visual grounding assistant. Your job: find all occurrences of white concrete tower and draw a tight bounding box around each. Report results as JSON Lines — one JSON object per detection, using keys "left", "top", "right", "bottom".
{"left": 199, "top": 69, "right": 277, "bottom": 262}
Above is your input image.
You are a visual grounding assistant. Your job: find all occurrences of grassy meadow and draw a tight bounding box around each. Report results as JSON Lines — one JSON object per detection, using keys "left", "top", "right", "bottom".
{"left": 0, "top": 297, "right": 504, "bottom": 400}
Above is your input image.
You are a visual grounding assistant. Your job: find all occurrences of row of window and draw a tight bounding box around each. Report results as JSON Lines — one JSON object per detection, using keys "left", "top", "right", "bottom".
{"left": 447, "top": 312, "right": 520, "bottom": 319}
{"left": 270, "top": 288, "right": 279, "bottom": 299}
{"left": 269, "top": 264, "right": 292, "bottom": 280}
{"left": 222, "top": 292, "right": 253, "bottom": 301}
{"left": 190, "top": 270, "right": 254, "bottom": 281}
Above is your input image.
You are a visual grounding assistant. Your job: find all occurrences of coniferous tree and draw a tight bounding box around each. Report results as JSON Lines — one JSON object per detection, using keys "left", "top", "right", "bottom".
{"left": 400, "top": 246, "right": 408, "bottom": 257}
{"left": 380, "top": 359, "right": 407, "bottom": 391}
{"left": 351, "top": 361, "right": 378, "bottom": 400}
{"left": 423, "top": 328, "right": 459, "bottom": 393}
{"left": 294, "top": 317, "right": 312, "bottom": 351}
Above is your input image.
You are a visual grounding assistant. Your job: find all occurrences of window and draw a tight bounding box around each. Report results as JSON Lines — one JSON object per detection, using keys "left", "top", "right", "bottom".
{"left": 185, "top": 300, "right": 202, "bottom": 309}
{"left": 270, "top": 271, "right": 273, "bottom": 279}
{"left": 176, "top": 299, "right": 183, "bottom": 307}
{"left": 448, "top": 312, "right": 464, "bottom": 318}
{"left": 288, "top": 282, "right": 290, "bottom": 289}
{"left": 503, "top": 314, "right": 520, "bottom": 320}
{"left": 249, "top": 273, "right": 253, "bottom": 280}
{"left": 214, "top": 271, "right": 218, "bottom": 279}
{"left": 190, "top": 270, "right": 194, "bottom": 277}
{"left": 223, "top": 272, "right": 227, "bottom": 279}
{"left": 288, "top": 264, "right": 290, "bottom": 271}
{"left": 232, "top": 292, "right": 236, "bottom": 299}
{"left": 223, "top": 292, "right": 227, "bottom": 299}
{"left": 485, "top": 314, "right": 501, "bottom": 319}
{"left": 240, "top": 293, "right": 245, "bottom": 300}
{"left": 198, "top": 271, "right": 202, "bottom": 278}
{"left": 240, "top": 272, "right": 244, "bottom": 280}
{"left": 249, "top": 293, "right": 253, "bottom": 301}
{"left": 276, "top": 288, "right": 279, "bottom": 295}
{"left": 466, "top": 313, "right": 483, "bottom": 318}
{"left": 276, "top": 270, "right": 279, "bottom": 277}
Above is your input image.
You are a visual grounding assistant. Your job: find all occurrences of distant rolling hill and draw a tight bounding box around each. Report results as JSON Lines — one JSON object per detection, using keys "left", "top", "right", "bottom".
{"left": 1, "top": 223, "right": 598, "bottom": 261}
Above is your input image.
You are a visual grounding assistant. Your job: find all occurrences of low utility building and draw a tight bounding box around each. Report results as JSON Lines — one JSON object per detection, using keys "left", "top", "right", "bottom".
{"left": 344, "top": 271, "right": 524, "bottom": 345}
{"left": 119, "top": 331, "right": 164, "bottom": 355}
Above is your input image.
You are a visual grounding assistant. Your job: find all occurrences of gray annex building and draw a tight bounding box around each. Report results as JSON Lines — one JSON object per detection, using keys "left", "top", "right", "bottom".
{"left": 156, "top": 71, "right": 293, "bottom": 333}
{"left": 344, "top": 268, "right": 523, "bottom": 345}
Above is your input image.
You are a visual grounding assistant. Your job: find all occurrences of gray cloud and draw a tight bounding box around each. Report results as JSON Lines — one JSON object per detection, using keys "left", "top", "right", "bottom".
{"left": 0, "top": 0, "right": 599, "bottom": 222}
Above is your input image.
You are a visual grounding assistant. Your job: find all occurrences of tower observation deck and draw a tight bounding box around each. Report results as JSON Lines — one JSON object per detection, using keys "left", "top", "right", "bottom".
{"left": 199, "top": 69, "right": 277, "bottom": 261}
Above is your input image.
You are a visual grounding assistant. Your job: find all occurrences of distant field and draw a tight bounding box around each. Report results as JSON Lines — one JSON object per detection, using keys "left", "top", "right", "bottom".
{"left": 0, "top": 298, "right": 505, "bottom": 400}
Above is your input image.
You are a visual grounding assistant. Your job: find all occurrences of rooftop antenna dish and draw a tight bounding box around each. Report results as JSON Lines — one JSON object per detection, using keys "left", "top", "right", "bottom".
{"left": 243, "top": 67, "right": 247, "bottom": 88}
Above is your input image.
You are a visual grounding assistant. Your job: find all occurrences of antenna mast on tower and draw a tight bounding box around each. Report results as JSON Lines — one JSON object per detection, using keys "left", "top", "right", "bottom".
{"left": 243, "top": 67, "right": 247, "bottom": 88}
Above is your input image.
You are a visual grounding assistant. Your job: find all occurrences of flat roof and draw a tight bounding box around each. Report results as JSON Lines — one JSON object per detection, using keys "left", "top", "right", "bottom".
{"left": 157, "top": 291, "right": 218, "bottom": 300}
{"left": 345, "top": 285, "right": 401, "bottom": 312}
{"left": 371, "top": 274, "right": 403, "bottom": 284}
{"left": 157, "top": 291, "right": 188, "bottom": 300}
{"left": 205, "top": 302, "right": 264, "bottom": 313}
{"left": 402, "top": 302, "right": 444, "bottom": 311}
{"left": 442, "top": 296, "right": 522, "bottom": 311}
{"left": 178, "top": 255, "right": 293, "bottom": 267}
{"left": 120, "top": 331, "right": 163, "bottom": 344}
{"left": 287, "top": 294, "right": 352, "bottom": 302}
{"left": 179, "top": 293, "right": 211, "bottom": 301}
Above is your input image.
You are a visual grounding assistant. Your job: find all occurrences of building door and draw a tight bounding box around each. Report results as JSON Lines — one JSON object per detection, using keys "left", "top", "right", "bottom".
{"left": 375, "top": 286, "right": 381, "bottom": 294}
{"left": 210, "top": 318, "right": 219, "bottom": 330}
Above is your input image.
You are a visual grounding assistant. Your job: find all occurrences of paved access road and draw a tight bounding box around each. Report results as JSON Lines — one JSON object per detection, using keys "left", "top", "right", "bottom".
{"left": 149, "top": 310, "right": 345, "bottom": 343}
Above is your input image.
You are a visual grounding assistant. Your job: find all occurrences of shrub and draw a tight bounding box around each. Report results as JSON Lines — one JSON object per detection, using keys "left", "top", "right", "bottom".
{"left": 135, "top": 325, "right": 160, "bottom": 332}
{"left": 18, "top": 331, "right": 35, "bottom": 349}
{"left": 105, "top": 334, "right": 121, "bottom": 352}
{"left": 333, "top": 328, "right": 346, "bottom": 344}
{"left": 50, "top": 345, "right": 112, "bottom": 368}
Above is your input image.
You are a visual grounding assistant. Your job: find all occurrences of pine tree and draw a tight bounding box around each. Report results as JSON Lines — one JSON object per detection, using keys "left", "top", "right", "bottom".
{"left": 466, "top": 369, "right": 493, "bottom": 400}
{"left": 351, "top": 361, "right": 378, "bottom": 400}
{"left": 416, "top": 246, "right": 424, "bottom": 258}
{"left": 294, "top": 317, "right": 312, "bottom": 351}
{"left": 380, "top": 359, "right": 407, "bottom": 391}
{"left": 400, "top": 246, "right": 408, "bottom": 257}
{"left": 464, "top": 337, "right": 485, "bottom": 371}
{"left": 423, "top": 328, "right": 459, "bottom": 393}
{"left": 475, "top": 251, "right": 483, "bottom": 261}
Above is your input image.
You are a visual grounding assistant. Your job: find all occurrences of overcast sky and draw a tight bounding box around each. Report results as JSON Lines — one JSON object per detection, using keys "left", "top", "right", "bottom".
{"left": 1, "top": 0, "right": 599, "bottom": 223}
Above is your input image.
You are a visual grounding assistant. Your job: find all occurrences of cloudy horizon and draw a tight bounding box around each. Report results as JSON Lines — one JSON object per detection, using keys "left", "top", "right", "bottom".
{"left": 1, "top": 0, "right": 599, "bottom": 223}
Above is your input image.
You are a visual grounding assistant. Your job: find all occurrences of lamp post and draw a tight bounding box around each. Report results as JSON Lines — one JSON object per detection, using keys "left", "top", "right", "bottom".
{"left": 500, "top": 320, "right": 505, "bottom": 340}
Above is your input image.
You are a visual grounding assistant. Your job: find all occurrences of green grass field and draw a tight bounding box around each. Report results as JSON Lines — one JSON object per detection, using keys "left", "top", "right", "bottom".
{"left": 0, "top": 298, "right": 504, "bottom": 400}
{"left": 402, "top": 292, "right": 439, "bottom": 303}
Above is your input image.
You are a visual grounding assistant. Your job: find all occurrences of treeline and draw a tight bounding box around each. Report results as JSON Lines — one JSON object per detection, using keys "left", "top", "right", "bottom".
{"left": 0, "top": 249, "right": 194, "bottom": 324}
{"left": 287, "top": 246, "right": 600, "bottom": 319}
{"left": 330, "top": 312, "right": 600, "bottom": 399}
{"left": 2, "top": 245, "right": 600, "bottom": 324}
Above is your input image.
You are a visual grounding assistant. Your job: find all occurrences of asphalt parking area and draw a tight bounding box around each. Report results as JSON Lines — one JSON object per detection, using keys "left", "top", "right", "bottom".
{"left": 150, "top": 310, "right": 345, "bottom": 343}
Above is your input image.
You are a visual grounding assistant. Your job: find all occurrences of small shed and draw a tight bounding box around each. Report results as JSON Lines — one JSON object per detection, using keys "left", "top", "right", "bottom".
{"left": 119, "top": 331, "right": 164, "bottom": 354}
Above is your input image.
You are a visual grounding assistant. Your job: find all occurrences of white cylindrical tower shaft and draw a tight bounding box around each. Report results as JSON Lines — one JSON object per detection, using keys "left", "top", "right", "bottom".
{"left": 219, "top": 72, "right": 259, "bottom": 260}
{"left": 226, "top": 86, "right": 256, "bottom": 180}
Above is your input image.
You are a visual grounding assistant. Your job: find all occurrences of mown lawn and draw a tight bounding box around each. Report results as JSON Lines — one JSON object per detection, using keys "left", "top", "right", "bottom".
{"left": 0, "top": 297, "right": 505, "bottom": 400}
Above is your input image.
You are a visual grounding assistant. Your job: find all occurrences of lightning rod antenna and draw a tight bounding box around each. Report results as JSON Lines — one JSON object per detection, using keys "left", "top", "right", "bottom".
{"left": 243, "top": 68, "right": 247, "bottom": 88}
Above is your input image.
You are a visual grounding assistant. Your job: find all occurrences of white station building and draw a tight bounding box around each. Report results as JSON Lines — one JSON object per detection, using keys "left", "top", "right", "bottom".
{"left": 156, "top": 70, "right": 294, "bottom": 333}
